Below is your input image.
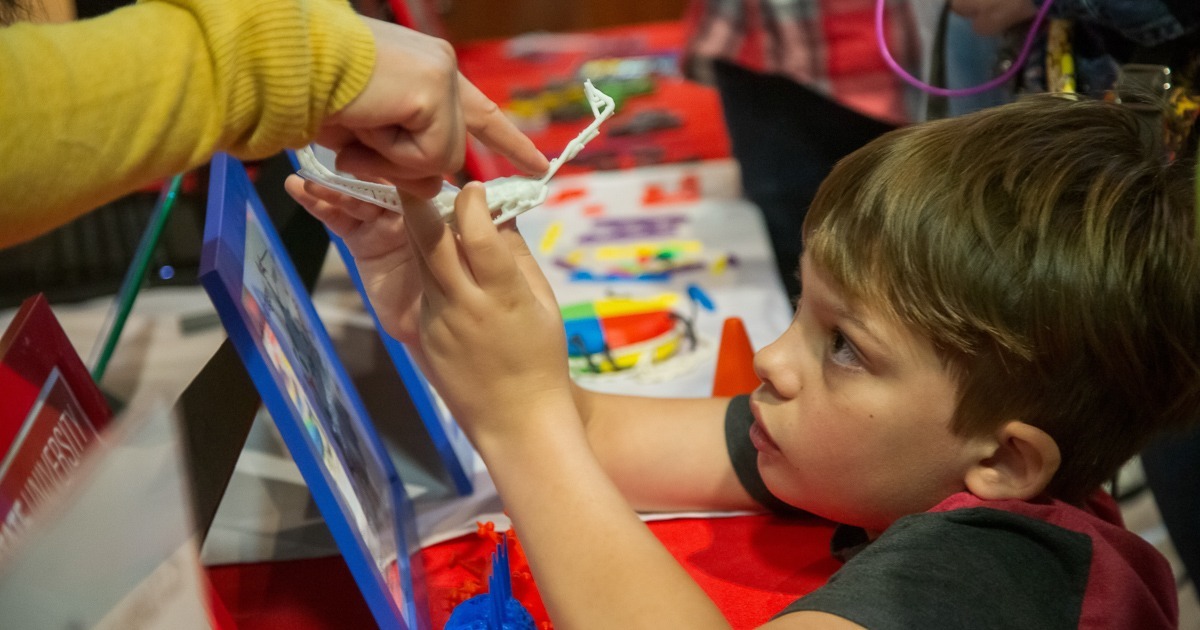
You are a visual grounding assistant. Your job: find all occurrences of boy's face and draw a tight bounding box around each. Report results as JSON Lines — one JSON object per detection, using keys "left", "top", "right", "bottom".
{"left": 749, "top": 254, "right": 987, "bottom": 532}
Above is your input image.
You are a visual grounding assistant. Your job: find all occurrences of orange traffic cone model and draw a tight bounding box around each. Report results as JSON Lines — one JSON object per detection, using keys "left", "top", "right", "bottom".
{"left": 711, "top": 317, "right": 760, "bottom": 397}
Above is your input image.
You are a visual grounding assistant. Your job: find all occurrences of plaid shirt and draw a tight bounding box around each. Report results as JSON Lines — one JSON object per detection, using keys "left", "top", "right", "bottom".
{"left": 683, "top": 0, "right": 921, "bottom": 124}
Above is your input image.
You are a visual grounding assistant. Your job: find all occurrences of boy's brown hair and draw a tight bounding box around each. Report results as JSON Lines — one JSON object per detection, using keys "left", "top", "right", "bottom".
{"left": 804, "top": 95, "right": 1200, "bottom": 503}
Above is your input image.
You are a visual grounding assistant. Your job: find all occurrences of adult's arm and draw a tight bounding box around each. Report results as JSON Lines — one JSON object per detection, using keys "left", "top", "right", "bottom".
{"left": 0, "top": 0, "right": 371, "bottom": 248}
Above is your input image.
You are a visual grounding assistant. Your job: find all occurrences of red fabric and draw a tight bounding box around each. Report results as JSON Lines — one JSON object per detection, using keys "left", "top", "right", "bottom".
{"left": 206, "top": 556, "right": 377, "bottom": 629}
{"left": 683, "top": 0, "right": 918, "bottom": 124}
{"left": 455, "top": 22, "right": 730, "bottom": 178}
{"left": 646, "top": 515, "right": 840, "bottom": 627}
{"left": 207, "top": 514, "right": 838, "bottom": 629}
{"left": 206, "top": 576, "right": 238, "bottom": 630}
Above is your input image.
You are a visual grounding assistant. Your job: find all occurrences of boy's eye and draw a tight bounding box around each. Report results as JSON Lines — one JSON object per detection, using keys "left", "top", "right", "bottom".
{"left": 829, "top": 329, "right": 862, "bottom": 368}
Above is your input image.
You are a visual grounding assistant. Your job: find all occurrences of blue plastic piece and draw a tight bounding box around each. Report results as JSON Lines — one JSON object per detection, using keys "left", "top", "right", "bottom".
{"left": 687, "top": 283, "right": 715, "bottom": 311}
{"left": 563, "top": 316, "right": 607, "bottom": 356}
{"left": 445, "top": 534, "right": 536, "bottom": 630}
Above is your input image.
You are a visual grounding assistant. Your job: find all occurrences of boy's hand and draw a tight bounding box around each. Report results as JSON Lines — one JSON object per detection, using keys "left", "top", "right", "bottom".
{"left": 403, "top": 182, "right": 573, "bottom": 448}
{"left": 284, "top": 175, "right": 424, "bottom": 345}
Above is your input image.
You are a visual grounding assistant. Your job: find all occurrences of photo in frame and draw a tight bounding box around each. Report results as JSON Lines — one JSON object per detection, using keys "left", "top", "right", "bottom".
{"left": 200, "top": 153, "right": 428, "bottom": 630}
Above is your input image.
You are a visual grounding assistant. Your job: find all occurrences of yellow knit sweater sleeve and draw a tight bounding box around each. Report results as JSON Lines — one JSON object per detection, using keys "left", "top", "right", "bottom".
{"left": 0, "top": 0, "right": 375, "bottom": 248}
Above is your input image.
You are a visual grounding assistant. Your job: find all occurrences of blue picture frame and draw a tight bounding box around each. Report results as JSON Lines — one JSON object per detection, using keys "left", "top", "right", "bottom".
{"left": 200, "top": 153, "right": 428, "bottom": 630}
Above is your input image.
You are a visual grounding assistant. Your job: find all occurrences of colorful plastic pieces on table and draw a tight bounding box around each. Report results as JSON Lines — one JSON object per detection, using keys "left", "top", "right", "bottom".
{"left": 560, "top": 293, "right": 688, "bottom": 373}
{"left": 554, "top": 239, "right": 736, "bottom": 282}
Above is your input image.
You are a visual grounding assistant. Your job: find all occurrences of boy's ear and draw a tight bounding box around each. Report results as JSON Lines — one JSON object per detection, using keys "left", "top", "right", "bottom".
{"left": 964, "top": 421, "right": 1061, "bottom": 501}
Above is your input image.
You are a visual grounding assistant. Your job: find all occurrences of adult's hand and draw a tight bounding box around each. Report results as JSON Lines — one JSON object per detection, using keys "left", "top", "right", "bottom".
{"left": 317, "top": 17, "right": 549, "bottom": 197}
{"left": 950, "top": 0, "right": 1039, "bottom": 36}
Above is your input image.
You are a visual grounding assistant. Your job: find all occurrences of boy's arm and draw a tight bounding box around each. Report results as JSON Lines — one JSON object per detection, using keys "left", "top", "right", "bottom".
{"left": 572, "top": 386, "right": 761, "bottom": 512}
{"left": 400, "top": 184, "right": 732, "bottom": 627}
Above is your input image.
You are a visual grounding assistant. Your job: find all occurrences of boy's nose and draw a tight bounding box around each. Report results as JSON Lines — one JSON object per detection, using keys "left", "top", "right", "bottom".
{"left": 752, "top": 337, "right": 802, "bottom": 400}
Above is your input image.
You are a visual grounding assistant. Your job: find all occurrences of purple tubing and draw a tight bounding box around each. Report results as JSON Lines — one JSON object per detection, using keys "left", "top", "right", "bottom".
{"left": 876, "top": 0, "right": 1056, "bottom": 97}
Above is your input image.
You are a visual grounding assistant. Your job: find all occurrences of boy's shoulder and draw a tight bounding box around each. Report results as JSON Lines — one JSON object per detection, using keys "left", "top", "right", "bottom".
{"left": 779, "top": 492, "right": 1177, "bottom": 629}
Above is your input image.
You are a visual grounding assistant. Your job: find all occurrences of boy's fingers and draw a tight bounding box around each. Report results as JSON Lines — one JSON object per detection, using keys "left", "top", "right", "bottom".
{"left": 399, "top": 200, "right": 447, "bottom": 306}
{"left": 455, "top": 183, "right": 520, "bottom": 289}
{"left": 295, "top": 176, "right": 387, "bottom": 223}
{"left": 285, "top": 175, "right": 362, "bottom": 238}
{"left": 500, "top": 221, "right": 557, "bottom": 305}
{"left": 400, "top": 192, "right": 471, "bottom": 295}
{"left": 405, "top": 221, "right": 442, "bottom": 309}
{"left": 390, "top": 174, "right": 451, "bottom": 200}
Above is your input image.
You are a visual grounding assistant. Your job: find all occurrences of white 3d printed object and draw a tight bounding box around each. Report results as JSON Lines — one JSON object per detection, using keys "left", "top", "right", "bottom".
{"left": 295, "top": 79, "right": 616, "bottom": 224}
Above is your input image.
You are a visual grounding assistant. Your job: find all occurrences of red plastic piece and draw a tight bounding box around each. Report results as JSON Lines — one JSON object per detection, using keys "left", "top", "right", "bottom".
{"left": 599, "top": 311, "right": 676, "bottom": 349}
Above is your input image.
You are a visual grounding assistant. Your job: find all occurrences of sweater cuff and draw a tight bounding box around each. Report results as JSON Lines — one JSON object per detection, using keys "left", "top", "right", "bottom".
{"left": 150, "top": 0, "right": 375, "bottom": 157}
{"left": 308, "top": 0, "right": 376, "bottom": 123}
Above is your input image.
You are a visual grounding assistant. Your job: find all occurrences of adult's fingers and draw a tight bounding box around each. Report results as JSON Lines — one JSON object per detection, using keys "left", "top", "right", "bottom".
{"left": 335, "top": 143, "right": 445, "bottom": 198}
{"left": 356, "top": 121, "right": 466, "bottom": 185}
{"left": 342, "top": 77, "right": 548, "bottom": 187}
{"left": 459, "top": 76, "right": 550, "bottom": 177}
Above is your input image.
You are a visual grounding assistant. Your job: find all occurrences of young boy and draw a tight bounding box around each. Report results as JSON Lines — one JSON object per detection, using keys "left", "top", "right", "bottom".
{"left": 286, "top": 94, "right": 1199, "bottom": 628}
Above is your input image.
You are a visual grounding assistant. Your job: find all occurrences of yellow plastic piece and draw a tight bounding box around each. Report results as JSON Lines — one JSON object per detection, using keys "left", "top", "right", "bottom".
{"left": 592, "top": 293, "right": 678, "bottom": 318}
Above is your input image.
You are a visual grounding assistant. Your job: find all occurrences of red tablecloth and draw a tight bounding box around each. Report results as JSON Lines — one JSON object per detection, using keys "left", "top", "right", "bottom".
{"left": 207, "top": 513, "right": 839, "bottom": 629}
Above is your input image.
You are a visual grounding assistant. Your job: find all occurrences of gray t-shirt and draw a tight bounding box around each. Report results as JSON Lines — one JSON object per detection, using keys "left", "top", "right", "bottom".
{"left": 723, "top": 395, "right": 1178, "bottom": 629}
